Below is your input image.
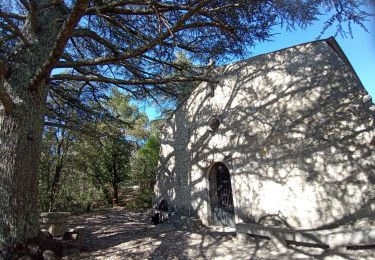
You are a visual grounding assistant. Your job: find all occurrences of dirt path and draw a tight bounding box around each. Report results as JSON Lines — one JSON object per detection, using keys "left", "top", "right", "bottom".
{"left": 65, "top": 208, "right": 373, "bottom": 259}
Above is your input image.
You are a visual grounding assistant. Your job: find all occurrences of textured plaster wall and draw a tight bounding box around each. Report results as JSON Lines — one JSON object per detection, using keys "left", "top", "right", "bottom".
{"left": 155, "top": 40, "right": 375, "bottom": 229}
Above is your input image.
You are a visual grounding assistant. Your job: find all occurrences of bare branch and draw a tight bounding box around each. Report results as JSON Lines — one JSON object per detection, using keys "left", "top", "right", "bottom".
{"left": 18, "top": 0, "right": 30, "bottom": 11}
{"left": 69, "top": 38, "right": 86, "bottom": 59}
{"left": 59, "top": 52, "right": 100, "bottom": 76}
{"left": 84, "top": 0, "right": 143, "bottom": 13}
{"left": 86, "top": 7, "right": 155, "bottom": 16}
{"left": 0, "top": 11, "right": 30, "bottom": 45}
{"left": 29, "top": 0, "right": 90, "bottom": 92}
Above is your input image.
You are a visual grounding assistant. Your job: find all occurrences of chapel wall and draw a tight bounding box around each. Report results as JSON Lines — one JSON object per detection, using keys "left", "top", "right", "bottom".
{"left": 155, "top": 40, "right": 375, "bottom": 229}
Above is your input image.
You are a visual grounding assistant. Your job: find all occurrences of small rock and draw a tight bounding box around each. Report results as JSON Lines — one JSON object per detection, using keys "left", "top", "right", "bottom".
{"left": 74, "top": 226, "right": 86, "bottom": 241}
{"left": 47, "top": 223, "right": 68, "bottom": 237}
{"left": 43, "top": 250, "right": 56, "bottom": 260}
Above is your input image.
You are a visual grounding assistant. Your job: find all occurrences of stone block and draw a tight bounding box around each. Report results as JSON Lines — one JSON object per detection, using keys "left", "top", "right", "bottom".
{"left": 74, "top": 226, "right": 86, "bottom": 239}
{"left": 40, "top": 212, "right": 70, "bottom": 219}
{"left": 42, "top": 217, "right": 68, "bottom": 224}
{"left": 40, "top": 212, "right": 70, "bottom": 237}
{"left": 41, "top": 212, "right": 69, "bottom": 225}
{"left": 47, "top": 223, "right": 67, "bottom": 237}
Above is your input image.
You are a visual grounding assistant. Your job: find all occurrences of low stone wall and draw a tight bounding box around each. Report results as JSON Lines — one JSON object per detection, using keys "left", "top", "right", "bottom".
{"left": 40, "top": 212, "right": 70, "bottom": 237}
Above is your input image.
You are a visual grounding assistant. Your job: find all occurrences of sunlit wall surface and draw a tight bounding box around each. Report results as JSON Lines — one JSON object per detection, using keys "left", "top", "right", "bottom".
{"left": 155, "top": 39, "right": 374, "bottom": 230}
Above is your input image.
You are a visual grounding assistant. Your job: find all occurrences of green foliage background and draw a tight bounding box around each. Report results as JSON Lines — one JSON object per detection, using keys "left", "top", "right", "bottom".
{"left": 38, "top": 91, "right": 161, "bottom": 213}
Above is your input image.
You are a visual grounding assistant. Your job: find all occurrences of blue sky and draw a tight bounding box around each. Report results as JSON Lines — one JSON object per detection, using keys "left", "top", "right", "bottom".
{"left": 143, "top": 3, "right": 375, "bottom": 120}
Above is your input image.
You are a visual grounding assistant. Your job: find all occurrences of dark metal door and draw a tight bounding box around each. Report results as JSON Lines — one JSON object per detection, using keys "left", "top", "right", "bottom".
{"left": 210, "top": 163, "right": 235, "bottom": 227}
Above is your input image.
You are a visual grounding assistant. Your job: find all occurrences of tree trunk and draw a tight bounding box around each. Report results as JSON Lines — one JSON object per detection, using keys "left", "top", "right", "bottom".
{"left": 0, "top": 2, "right": 70, "bottom": 252}
{"left": 0, "top": 81, "right": 48, "bottom": 248}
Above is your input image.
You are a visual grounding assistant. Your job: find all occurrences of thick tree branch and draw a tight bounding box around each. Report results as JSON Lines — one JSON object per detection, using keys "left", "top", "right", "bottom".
{"left": 29, "top": 0, "right": 89, "bottom": 92}
{"left": 84, "top": 2, "right": 239, "bottom": 17}
{"left": 0, "top": 11, "right": 26, "bottom": 20}
{"left": 59, "top": 52, "right": 100, "bottom": 76}
{"left": 141, "top": 54, "right": 189, "bottom": 71}
{"left": 29, "top": 0, "right": 39, "bottom": 32}
{"left": 0, "top": 84, "right": 14, "bottom": 115}
{"left": 44, "top": 121, "right": 80, "bottom": 131}
{"left": 56, "top": 41, "right": 196, "bottom": 69}
{"left": 58, "top": 55, "right": 151, "bottom": 82}
{"left": 50, "top": 74, "right": 216, "bottom": 85}
{"left": 55, "top": 57, "right": 118, "bottom": 68}
{"left": 86, "top": 7, "right": 154, "bottom": 16}
{"left": 96, "top": 13, "right": 196, "bottom": 53}
{"left": 0, "top": 60, "right": 11, "bottom": 78}
{"left": 85, "top": 1, "right": 189, "bottom": 16}
{"left": 121, "top": 0, "right": 212, "bottom": 59}
{"left": 85, "top": 0, "right": 145, "bottom": 12}
{"left": 58, "top": 0, "right": 212, "bottom": 68}
{"left": 71, "top": 28, "right": 119, "bottom": 54}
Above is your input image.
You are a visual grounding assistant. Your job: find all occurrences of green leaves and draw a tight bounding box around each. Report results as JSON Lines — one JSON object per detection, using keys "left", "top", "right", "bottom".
{"left": 39, "top": 90, "right": 162, "bottom": 211}
{"left": 130, "top": 133, "right": 161, "bottom": 207}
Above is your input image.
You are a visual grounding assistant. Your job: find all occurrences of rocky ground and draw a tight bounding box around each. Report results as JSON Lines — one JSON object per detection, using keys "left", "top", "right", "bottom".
{"left": 61, "top": 208, "right": 374, "bottom": 260}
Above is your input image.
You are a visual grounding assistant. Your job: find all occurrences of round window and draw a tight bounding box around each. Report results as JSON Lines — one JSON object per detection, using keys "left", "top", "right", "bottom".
{"left": 208, "top": 115, "right": 220, "bottom": 131}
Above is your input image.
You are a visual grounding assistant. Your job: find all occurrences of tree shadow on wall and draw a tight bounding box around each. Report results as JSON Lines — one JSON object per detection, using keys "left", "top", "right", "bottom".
{"left": 156, "top": 41, "right": 375, "bottom": 258}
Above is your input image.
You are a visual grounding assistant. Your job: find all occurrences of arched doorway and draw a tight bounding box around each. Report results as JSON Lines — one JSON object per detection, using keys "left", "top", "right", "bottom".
{"left": 208, "top": 162, "right": 235, "bottom": 227}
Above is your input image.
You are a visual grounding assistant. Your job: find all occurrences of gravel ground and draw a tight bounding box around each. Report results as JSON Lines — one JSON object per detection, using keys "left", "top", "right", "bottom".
{"left": 65, "top": 208, "right": 374, "bottom": 260}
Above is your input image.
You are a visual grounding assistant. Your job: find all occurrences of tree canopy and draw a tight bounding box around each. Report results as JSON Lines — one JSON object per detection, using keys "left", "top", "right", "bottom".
{"left": 0, "top": 0, "right": 370, "bottom": 116}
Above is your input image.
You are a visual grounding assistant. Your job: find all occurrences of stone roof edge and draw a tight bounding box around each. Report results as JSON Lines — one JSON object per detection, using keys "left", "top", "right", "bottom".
{"left": 215, "top": 37, "right": 329, "bottom": 71}
{"left": 325, "top": 37, "right": 366, "bottom": 92}
{"left": 157, "top": 37, "right": 364, "bottom": 131}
